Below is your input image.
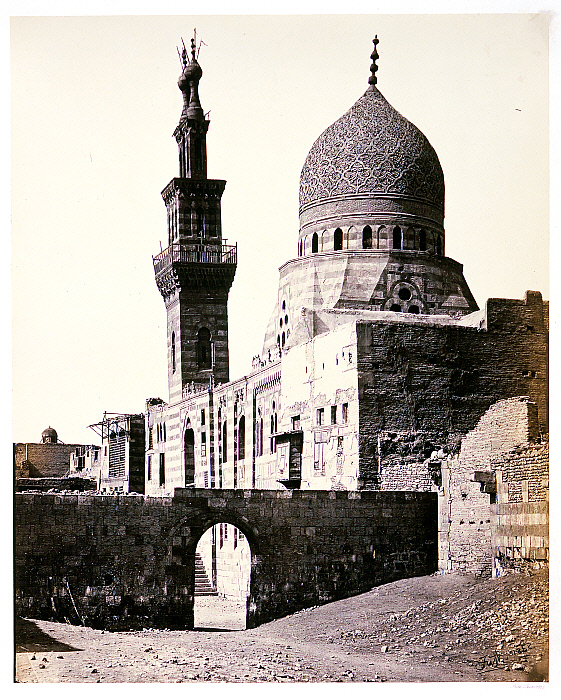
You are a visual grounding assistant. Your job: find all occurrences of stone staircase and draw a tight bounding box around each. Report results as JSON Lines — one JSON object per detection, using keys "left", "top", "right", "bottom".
{"left": 195, "top": 552, "right": 217, "bottom": 596}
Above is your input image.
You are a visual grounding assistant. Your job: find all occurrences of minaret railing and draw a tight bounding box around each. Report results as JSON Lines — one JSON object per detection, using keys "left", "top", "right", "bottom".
{"left": 153, "top": 242, "right": 237, "bottom": 275}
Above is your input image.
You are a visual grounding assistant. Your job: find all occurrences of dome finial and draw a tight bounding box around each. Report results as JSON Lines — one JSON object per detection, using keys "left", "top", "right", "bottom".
{"left": 369, "top": 36, "right": 380, "bottom": 87}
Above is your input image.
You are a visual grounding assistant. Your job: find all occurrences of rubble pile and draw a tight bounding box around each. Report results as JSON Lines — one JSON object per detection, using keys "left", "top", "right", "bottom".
{"left": 337, "top": 568, "right": 548, "bottom": 680}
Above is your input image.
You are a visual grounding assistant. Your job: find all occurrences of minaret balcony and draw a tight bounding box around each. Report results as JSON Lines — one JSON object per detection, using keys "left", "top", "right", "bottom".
{"left": 153, "top": 242, "right": 238, "bottom": 298}
{"left": 153, "top": 242, "right": 237, "bottom": 275}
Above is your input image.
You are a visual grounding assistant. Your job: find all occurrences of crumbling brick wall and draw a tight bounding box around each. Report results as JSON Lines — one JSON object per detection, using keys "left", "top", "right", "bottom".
{"left": 440, "top": 397, "right": 548, "bottom": 575}
{"left": 14, "top": 489, "right": 437, "bottom": 630}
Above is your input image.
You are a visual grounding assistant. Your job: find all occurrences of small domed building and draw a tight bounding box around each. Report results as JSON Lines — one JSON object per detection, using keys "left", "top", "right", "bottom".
{"left": 145, "top": 39, "right": 548, "bottom": 573}
{"left": 40, "top": 426, "right": 58, "bottom": 444}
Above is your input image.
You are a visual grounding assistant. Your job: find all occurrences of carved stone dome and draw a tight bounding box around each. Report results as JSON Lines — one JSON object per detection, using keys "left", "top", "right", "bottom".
{"left": 298, "top": 86, "right": 445, "bottom": 240}
{"left": 300, "top": 86, "right": 444, "bottom": 212}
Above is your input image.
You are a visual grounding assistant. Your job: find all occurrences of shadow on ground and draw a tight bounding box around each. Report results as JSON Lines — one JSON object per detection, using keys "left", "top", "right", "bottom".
{"left": 193, "top": 627, "right": 237, "bottom": 633}
{"left": 15, "top": 617, "right": 81, "bottom": 653}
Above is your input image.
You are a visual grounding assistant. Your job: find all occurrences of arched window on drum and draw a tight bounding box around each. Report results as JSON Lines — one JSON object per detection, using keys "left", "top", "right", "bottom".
{"left": 334, "top": 228, "right": 343, "bottom": 251}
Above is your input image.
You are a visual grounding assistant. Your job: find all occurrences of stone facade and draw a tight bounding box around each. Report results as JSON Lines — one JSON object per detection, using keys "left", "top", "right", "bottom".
{"left": 69, "top": 445, "right": 102, "bottom": 485}
{"left": 146, "top": 290, "right": 547, "bottom": 503}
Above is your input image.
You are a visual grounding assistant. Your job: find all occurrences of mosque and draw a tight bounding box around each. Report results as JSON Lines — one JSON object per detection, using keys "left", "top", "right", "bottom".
{"left": 13, "top": 39, "right": 548, "bottom": 628}
{"left": 143, "top": 37, "right": 547, "bottom": 515}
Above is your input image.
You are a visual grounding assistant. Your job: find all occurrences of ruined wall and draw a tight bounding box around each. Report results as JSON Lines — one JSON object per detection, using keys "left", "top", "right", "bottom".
{"left": 439, "top": 398, "right": 548, "bottom": 575}
{"left": 15, "top": 488, "right": 437, "bottom": 630}
{"left": 356, "top": 292, "right": 548, "bottom": 489}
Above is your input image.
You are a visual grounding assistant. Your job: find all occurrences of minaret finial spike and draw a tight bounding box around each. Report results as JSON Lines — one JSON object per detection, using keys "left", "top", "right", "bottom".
{"left": 179, "top": 38, "right": 188, "bottom": 69}
{"left": 369, "top": 35, "right": 380, "bottom": 87}
{"left": 191, "top": 28, "right": 197, "bottom": 61}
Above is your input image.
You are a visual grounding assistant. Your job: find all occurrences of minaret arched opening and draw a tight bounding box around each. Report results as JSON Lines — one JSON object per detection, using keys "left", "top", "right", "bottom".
{"left": 197, "top": 328, "right": 212, "bottom": 369}
{"left": 362, "top": 225, "right": 373, "bottom": 249}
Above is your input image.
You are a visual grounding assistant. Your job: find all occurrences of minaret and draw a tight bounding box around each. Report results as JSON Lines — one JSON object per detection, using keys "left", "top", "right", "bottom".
{"left": 153, "top": 39, "right": 237, "bottom": 403}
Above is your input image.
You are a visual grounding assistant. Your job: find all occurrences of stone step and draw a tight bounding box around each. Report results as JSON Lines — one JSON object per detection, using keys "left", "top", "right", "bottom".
{"left": 194, "top": 552, "right": 217, "bottom": 596}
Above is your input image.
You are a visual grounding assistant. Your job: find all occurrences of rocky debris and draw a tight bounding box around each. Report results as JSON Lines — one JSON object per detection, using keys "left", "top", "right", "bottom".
{"left": 15, "top": 568, "right": 548, "bottom": 683}
{"left": 336, "top": 568, "right": 548, "bottom": 680}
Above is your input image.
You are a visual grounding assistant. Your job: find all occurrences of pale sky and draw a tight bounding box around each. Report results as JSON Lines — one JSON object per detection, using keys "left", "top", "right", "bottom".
{"left": 10, "top": 9, "right": 550, "bottom": 446}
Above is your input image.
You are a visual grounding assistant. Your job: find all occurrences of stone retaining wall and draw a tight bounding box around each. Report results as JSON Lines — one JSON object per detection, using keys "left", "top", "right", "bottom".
{"left": 15, "top": 488, "right": 437, "bottom": 630}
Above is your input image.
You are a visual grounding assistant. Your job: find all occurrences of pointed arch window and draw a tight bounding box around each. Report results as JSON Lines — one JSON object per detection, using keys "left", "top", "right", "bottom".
{"left": 362, "top": 225, "right": 373, "bottom": 249}
{"left": 256, "top": 409, "right": 264, "bottom": 457}
{"left": 218, "top": 408, "right": 223, "bottom": 465}
{"left": 334, "top": 228, "right": 343, "bottom": 251}
{"left": 392, "top": 226, "right": 402, "bottom": 250}
{"left": 197, "top": 328, "right": 212, "bottom": 369}
{"left": 270, "top": 415, "right": 275, "bottom": 454}
{"left": 238, "top": 415, "right": 245, "bottom": 460}
{"left": 312, "top": 232, "right": 318, "bottom": 253}
{"left": 171, "top": 331, "right": 176, "bottom": 373}
{"left": 419, "top": 229, "right": 427, "bottom": 251}
{"left": 436, "top": 235, "right": 443, "bottom": 256}
{"left": 222, "top": 419, "right": 227, "bottom": 463}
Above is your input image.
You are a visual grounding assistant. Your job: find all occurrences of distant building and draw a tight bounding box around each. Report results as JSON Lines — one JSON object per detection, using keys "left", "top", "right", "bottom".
{"left": 14, "top": 427, "right": 86, "bottom": 479}
{"left": 68, "top": 444, "right": 102, "bottom": 486}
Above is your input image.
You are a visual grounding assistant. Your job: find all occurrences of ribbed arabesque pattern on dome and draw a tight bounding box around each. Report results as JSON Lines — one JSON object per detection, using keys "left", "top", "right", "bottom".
{"left": 299, "top": 87, "right": 444, "bottom": 212}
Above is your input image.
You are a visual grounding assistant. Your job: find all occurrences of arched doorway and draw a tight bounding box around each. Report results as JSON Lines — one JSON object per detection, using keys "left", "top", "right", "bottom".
{"left": 184, "top": 427, "right": 195, "bottom": 487}
{"left": 194, "top": 522, "right": 251, "bottom": 631}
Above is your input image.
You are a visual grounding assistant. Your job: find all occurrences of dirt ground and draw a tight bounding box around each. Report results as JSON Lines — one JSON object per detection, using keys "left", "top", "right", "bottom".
{"left": 14, "top": 567, "right": 548, "bottom": 684}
